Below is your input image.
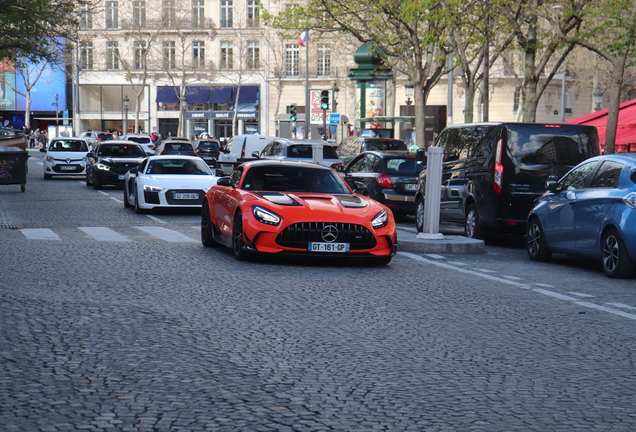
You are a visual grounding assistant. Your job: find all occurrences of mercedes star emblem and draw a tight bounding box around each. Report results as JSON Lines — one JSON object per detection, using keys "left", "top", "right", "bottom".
{"left": 321, "top": 225, "right": 338, "bottom": 243}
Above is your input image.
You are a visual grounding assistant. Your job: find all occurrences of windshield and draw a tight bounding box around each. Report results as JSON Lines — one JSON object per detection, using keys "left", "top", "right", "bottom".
{"left": 198, "top": 142, "right": 220, "bottom": 150}
{"left": 506, "top": 124, "right": 599, "bottom": 165}
{"left": 146, "top": 159, "right": 211, "bottom": 175}
{"left": 98, "top": 144, "right": 145, "bottom": 157}
{"left": 49, "top": 140, "right": 89, "bottom": 152}
{"left": 365, "top": 139, "right": 407, "bottom": 151}
{"left": 243, "top": 166, "right": 350, "bottom": 194}
{"left": 286, "top": 145, "right": 339, "bottom": 159}
{"left": 162, "top": 143, "right": 194, "bottom": 151}
{"left": 127, "top": 137, "right": 151, "bottom": 144}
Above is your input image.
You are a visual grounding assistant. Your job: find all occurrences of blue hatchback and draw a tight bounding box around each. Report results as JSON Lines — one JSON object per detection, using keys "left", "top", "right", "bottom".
{"left": 527, "top": 153, "right": 636, "bottom": 278}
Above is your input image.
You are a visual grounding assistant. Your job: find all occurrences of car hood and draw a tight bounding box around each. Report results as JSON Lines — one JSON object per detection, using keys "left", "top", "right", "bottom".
{"left": 46, "top": 151, "right": 88, "bottom": 159}
{"left": 255, "top": 192, "right": 380, "bottom": 216}
{"left": 98, "top": 156, "right": 145, "bottom": 164}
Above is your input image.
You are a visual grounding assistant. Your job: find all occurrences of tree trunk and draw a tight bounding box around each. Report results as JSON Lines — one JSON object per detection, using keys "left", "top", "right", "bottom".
{"left": 604, "top": 49, "right": 629, "bottom": 155}
{"left": 462, "top": 82, "right": 477, "bottom": 123}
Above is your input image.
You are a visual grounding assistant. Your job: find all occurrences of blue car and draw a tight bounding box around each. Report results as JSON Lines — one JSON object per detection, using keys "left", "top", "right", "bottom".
{"left": 527, "top": 153, "right": 636, "bottom": 278}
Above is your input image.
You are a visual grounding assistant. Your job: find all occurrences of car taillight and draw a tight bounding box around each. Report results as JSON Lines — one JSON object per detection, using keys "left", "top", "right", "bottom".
{"left": 376, "top": 173, "right": 393, "bottom": 187}
{"left": 188, "top": 152, "right": 197, "bottom": 156}
{"left": 330, "top": 162, "right": 344, "bottom": 169}
{"left": 241, "top": 145, "right": 246, "bottom": 158}
{"left": 149, "top": 144, "right": 155, "bottom": 149}
{"left": 195, "top": 148, "right": 200, "bottom": 154}
{"left": 493, "top": 138, "right": 504, "bottom": 195}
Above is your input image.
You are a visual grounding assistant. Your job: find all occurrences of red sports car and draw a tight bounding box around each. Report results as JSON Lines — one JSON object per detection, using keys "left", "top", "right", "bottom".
{"left": 201, "top": 160, "right": 397, "bottom": 264}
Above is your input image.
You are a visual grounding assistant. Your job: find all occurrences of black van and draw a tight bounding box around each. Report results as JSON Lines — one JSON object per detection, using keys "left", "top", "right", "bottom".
{"left": 414, "top": 122, "right": 600, "bottom": 238}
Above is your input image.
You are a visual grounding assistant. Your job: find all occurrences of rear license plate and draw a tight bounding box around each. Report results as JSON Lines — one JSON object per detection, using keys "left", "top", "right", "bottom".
{"left": 174, "top": 193, "right": 199, "bottom": 200}
{"left": 60, "top": 166, "right": 75, "bottom": 170}
{"left": 308, "top": 242, "right": 350, "bottom": 253}
{"left": 404, "top": 184, "right": 417, "bottom": 191}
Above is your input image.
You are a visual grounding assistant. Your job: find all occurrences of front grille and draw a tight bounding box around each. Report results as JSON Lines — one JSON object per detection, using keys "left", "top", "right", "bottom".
{"left": 52, "top": 165, "right": 83, "bottom": 173}
{"left": 277, "top": 222, "right": 377, "bottom": 250}
{"left": 144, "top": 191, "right": 160, "bottom": 204}
{"left": 165, "top": 189, "right": 204, "bottom": 205}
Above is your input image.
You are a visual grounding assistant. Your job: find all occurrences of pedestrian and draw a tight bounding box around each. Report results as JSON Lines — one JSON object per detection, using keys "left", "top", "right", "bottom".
{"left": 29, "top": 130, "right": 36, "bottom": 148}
{"left": 37, "top": 130, "right": 48, "bottom": 151}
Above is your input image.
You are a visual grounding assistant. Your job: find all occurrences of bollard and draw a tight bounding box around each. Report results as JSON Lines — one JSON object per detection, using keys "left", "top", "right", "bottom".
{"left": 420, "top": 146, "right": 444, "bottom": 239}
{"left": 311, "top": 143, "right": 324, "bottom": 165}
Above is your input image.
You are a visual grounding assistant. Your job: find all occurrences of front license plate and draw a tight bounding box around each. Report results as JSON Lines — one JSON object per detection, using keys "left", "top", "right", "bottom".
{"left": 174, "top": 193, "right": 199, "bottom": 200}
{"left": 404, "top": 183, "right": 417, "bottom": 191}
{"left": 308, "top": 242, "right": 350, "bottom": 253}
{"left": 118, "top": 175, "right": 125, "bottom": 180}
{"left": 60, "top": 166, "right": 75, "bottom": 170}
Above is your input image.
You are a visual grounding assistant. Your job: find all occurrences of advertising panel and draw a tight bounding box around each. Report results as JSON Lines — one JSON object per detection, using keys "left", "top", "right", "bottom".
{"left": 15, "top": 63, "right": 66, "bottom": 112}
{"left": 364, "top": 80, "right": 385, "bottom": 129}
{"left": 0, "top": 63, "right": 16, "bottom": 111}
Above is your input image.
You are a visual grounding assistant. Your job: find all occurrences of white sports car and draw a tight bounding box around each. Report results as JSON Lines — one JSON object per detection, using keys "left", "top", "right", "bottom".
{"left": 123, "top": 155, "right": 220, "bottom": 213}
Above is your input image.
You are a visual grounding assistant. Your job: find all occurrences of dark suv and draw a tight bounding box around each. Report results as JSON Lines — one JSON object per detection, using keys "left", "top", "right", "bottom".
{"left": 85, "top": 141, "right": 146, "bottom": 189}
{"left": 193, "top": 139, "right": 221, "bottom": 165}
{"left": 414, "top": 122, "right": 600, "bottom": 239}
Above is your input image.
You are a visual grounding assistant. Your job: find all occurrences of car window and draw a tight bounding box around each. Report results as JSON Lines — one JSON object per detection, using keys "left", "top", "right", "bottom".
{"left": 231, "top": 167, "right": 243, "bottom": 187}
{"left": 225, "top": 138, "right": 235, "bottom": 152}
{"left": 362, "top": 154, "right": 380, "bottom": 172}
{"left": 198, "top": 141, "right": 220, "bottom": 150}
{"left": 559, "top": 160, "right": 599, "bottom": 190}
{"left": 323, "top": 146, "right": 339, "bottom": 159}
{"left": 364, "top": 139, "right": 407, "bottom": 152}
{"left": 590, "top": 161, "right": 624, "bottom": 188}
{"left": 385, "top": 157, "right": 420, "bottom": 175}
{"left": 127, "top": 137, "right": 151, "bottom": 144}
{"left": 49, "top": 140, "right": 88, "bottom": 152}
{"left": 347, "top": 155, "right": 366, "bottom": 173}
{"left": 98, "top": 144, "right": 145, "bottom": 157}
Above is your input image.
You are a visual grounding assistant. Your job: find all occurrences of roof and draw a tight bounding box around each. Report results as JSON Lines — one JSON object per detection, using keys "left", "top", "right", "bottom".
{"left": 246, "top": 159, "right": 333, "bottom": 169}
{"left": 565, "top": 99, "right": 636, "bottom": 147}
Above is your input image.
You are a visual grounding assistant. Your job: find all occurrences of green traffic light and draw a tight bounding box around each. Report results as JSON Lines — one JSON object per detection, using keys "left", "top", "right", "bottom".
{"left": 290, "top": 116, "right": 296, "bottom": 121}
{"left": 321, "top": 103, "right": 329, "bottom": 110}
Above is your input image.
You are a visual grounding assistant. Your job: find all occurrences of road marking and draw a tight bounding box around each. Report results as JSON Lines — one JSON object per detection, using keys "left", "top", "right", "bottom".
{"left": 606, "top": 302, "right": 636, "bottom": 311}
{"left": 475, "top": 268, "right": 497, "bottom": 273}
{"left": 19, "top": 228, "right": 61, "bottom": 240}
{"left": 448, "top": 261, "right": 469, "bottom": 266}
{"left": 501, "top": 275, "right": 523, "bottom": 280}
{"left": 110, "top": 196, "right": 122, "bottom": 203}
{"left": 98, "top": 191, "right": 109, "bottom": 196}
{"left": 145, "top": 215, "right": 166, "bottom": 224}
{"left": 425, "top": 254, "right": 445, "bottom": 260}
{"left": 134, "top": 226, "right": 197, "bottom": 242}
{"left": 567, "top": 292, "right": 595, "bottom": 298}
{"left": 399, "top": 251, "right": 636, "bottom": 321}
{"left": 78, "top": 227, "right": 130, "bottom": 242}
{"left": 534, "top": 283, "right": 555, "bottom": 288}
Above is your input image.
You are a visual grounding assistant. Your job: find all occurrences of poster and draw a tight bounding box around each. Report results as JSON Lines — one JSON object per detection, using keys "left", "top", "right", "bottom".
{"left": 365, "top": 80, "right": 385, "bottom": 129}
{"left": 0, "top": 66, "right": 16, "bottom": 111}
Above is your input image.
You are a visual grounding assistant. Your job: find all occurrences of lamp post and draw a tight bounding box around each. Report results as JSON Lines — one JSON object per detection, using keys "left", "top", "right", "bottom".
{"left": 405, "top": 78, "right": 414, "bottom": 116}
{"left": 593, "top": 84, "right": 603, "bottom": 111}
{"left": 52, "top": 93, "right": 59, "bottom": 137}
{"left": 331, "top": 82, "right": 339, "bottom": 113}
{"left": 560, "top": 70, "right": 568, "bottom": 123}
{"left": 123, "top": 95, "right": 129, "bottom": 135}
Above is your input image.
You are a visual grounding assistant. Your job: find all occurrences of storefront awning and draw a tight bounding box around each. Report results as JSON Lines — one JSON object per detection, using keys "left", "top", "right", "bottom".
{"left": 209, "top": 87, "right": 233, "bottom": 104}
{"left": 234, "top": 85, "right": 259, "bottom": 104}
{"left": 185, "top": 86, "right": 210, "bottom": 104}
{"left": 156, "top": 86, "right": 180, "bottom": 103}
{"left": 156, "top": 85, "right": 260, "bottom": 104}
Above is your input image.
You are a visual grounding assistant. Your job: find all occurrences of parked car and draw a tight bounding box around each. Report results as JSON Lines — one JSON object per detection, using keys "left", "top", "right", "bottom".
{"left": 527, "top": 153, "right": 636, "bottom": 278}
{"left": 123, "top": 155, "right": 218, "bottom": 213}
{"left": 43, "top": 138, "right": 91, "bottom": 179}
{"left": 414, "top": 122, "right": 600, "bottom": 238}
{"left": 341, "top": 151, "right": 422, "bottom": 216}
{"left": 337, "top": 136, "right": 408, "bottom": 165}
{"left": 217, "top": 134, "right": 278, "bottom": 174}
{"left": 256, "top": 138, "right": 344, "bottom": 170}
{"left": 85, "top": 141, "right": 146, "bottom": 189}
{"left": 155, "top": 140, "right": 197, "bottom": 156}
{"left": 201, "top": 159, "right": 397, "bottom": 264}
{"left": 122, "top": 134, "right": 156, "bottom": 155}
{"left": 193, "top": 138, "right": 221, "bottom": 166}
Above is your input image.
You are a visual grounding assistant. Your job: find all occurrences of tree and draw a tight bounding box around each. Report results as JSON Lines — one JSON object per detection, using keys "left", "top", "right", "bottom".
{"left": 7, "top": 61, "right": 49, "bottom": 129}
{"left": 0, "top": 0, "right": 85, "bottom": 64}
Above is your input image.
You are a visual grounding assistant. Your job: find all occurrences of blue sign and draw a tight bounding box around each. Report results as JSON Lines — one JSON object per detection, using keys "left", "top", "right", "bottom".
{"left": 329, "top": 113, "right": 341, "bottom": 124}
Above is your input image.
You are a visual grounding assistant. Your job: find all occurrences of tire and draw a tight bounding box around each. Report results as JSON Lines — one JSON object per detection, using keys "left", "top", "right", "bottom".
{"left": 44, "top": 173, "right": 52, "bottom": 179}
{"left": 134, "top": 187, "right": 146, "bottom": 214}
{"left": 415, "top": 196, "right": 425, "bottom": 232}
{"left": 91, "top": 173, "right": 102, "bottom": 190}
{"left": 123, "top": 186, "right": 132, "bottom": 208}
{"left": 602, "top": 229, "right": 634, "bottom": 278}
{"left": 527, "top": 218, "right": 552, "bottom": 262}
{"left": 201, "top": 202, "right": 218, "bottom": 248}
{"left": 86, "top": 172, "right": 91, "bottom": 186}
{"left": 232, "top": 210, "right": 249, "bottom": 261}
{"left": 465, "top": 203, "right": 484, "bottom": 240}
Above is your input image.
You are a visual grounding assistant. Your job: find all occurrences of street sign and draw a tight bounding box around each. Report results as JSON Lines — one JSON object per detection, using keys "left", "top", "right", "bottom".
{"left": 329, "top": 113, "right": 341, "bottom": 124}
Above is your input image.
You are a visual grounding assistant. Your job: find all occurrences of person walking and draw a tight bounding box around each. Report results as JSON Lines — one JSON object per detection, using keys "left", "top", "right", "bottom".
{"left": 28, "top": 130, "right": 36, "bottom": 149}
{"left": 37, "top": 130, "right": 48, "bottom": 152}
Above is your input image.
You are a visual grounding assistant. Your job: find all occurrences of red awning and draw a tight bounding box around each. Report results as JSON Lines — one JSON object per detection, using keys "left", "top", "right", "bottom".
{"left": 565, "top": 98, "right": 636, "bottom": 148}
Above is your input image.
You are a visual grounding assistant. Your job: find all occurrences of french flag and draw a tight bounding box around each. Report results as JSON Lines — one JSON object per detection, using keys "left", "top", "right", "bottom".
{"left": 297, "top": 30, "right": 309, "bottom": 47}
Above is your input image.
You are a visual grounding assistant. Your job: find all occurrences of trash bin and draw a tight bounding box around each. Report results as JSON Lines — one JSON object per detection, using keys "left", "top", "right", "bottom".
{"left": 0, "top": 150, "right": 29, "bottom": 192}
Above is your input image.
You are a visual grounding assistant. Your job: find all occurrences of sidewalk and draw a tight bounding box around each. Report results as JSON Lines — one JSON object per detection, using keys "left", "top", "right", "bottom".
{"left": 397, "top": 225, "right": 485, "bottom": 254}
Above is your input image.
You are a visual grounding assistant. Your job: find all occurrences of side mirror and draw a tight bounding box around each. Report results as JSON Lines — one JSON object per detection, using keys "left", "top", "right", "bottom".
{"left": 415, "top": 147, "right": 427, "bottom": 165}
{"left": 353, "top": 180, "right": 367, "bottom": 194}
{"left": 251, "top": 151, "right": 260, "bottom": 158}
{"left": 86, "top": 152, "right": 94, "bottom": 158}
{"left": 217, "top": 177, "right": 232, "bottom": 186}
{"left": 545, "top": 180, "right": 560, "bottom": 192}
{"left": 129, "top": 168, "right": 138, "bottom": 174}
{"left": 335, "top": 165, "right": 344, "bottom": 173}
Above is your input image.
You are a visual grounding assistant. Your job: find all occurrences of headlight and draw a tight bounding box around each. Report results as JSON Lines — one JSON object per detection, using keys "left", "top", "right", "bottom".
{"left": 252, "top": 205, "right": 281, "bottom": 226}
{"left": 371, "top": 209, "right": 389, "bottom": 229}
{"left": 624, "top": 192, "right": 636, "bottom": 209}
{"left": 143, "top": 184, "right": 164, "bottom": 192}
{"left": 46, "top": 156, "right": 55, "bottom": 163}
{"left": 95, "top": 163, "right": 111, "bottom": 171}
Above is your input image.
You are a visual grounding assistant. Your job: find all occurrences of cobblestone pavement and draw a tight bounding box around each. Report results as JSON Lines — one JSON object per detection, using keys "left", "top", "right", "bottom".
{"left": 1, "top": 155, "right": 636, "bottom": 431}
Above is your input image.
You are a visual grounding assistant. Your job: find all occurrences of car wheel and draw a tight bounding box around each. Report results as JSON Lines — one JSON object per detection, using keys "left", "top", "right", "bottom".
{"left": 44, "top": 173, "right": 52, "bottom": 179}
{"left": 201, "top": 201, "right": 218, "bottom": 248}
{"left": 91, "top": 173, "right": 102, "bottom": 190}
{"left": 232, "top": 210, "right": 249, "bottom": 261}
{"left": 134, "top": 187, "right": 146, "bottom": 214}
{"left": 465, "top": 203, "right": 484, "bottom": 239}
{"left": 527, "top": 218, "right": 552, "bottom": 262}
{"left": 415, "top": 196, "right": 425, "bottom": 232}
{"left": 123, "top": 185, "right": 132, "bottom": 208}
{"left": 85, "top": 172, "right": 91, "bottom": 186}
{"left": 602, "top": 229, "right": 634, "bottom": 278}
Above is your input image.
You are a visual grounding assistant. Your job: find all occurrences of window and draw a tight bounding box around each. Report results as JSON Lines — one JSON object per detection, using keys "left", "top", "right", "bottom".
{"left": 79, "top": 4, "right": 92, "bottom": 29}
{"left": 285, "top": 44, "right": 299, "bottom": 76}
{"left": 106, "top": 42, "right": 119, "bottom": 70}
{"left": 134, "top": 41, "right": 147, "bottom": 70}
{"left": 163, "top": 0, "right": 176, "bottom": 28}
{"left": 591, "top": 161, "right": 623, "bottom": 188}
{"left": 220, "top": 42, "right": 233, "bottom": 70}
{"left": 105, "top": 1, "right": 118, "bottom": 29}
{"left": 513, "top": 87, "right": 521, "bottom": 112}
{"left": 246, "top": 41, "right": 259, "bottom": 69}
{"left": 317, "top": 45, "right": 331, "bottom": 76}
{"left": 220, "top": 0, "right": 233, "bottom": 28}
{"left": 559, "top": 161, "right": 599, "bottom": 191}
{"left": 163, "top": 41, "right": 176, "bottom": 69}
{"left": 192, "top": 0, "right": 205, "bottom": 28}
{"left": 193, "top": 41, "right": 205, "bottom": 69}
{"left": 247, "top": 0, "right": 259, "bottom": 27}
{"left": 79, "top": 41, "right": 93, "bottom": 69}
{"left": 133, "top": 1, "right": 146, "bottom": 27}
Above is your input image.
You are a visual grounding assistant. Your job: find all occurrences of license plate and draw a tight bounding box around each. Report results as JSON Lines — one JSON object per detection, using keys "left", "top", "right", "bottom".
{"left": 404, "top": 184, "right": 417, "bottom": 191}
{"left": 118, "top": 175, "right": 125, "bottom": 180}
{"left": 60, "top": 166, "right": 75, "bottom": 170}
{"left": 174, "top": 193, "right": 199, "bottom": 200}
{"left": 308, "top": 242, "right": 350, "bottom": 253}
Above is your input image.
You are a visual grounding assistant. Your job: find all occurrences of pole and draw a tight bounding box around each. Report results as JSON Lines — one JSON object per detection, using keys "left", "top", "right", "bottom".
{"left": 482, "top": 2, "right": 489, "bottom": 122}
{"left": 55, "top": 94, "right": 59, "bottom": 138}
{"left": 560, "top": 71, "right": 568, "bottom": 123}
{"left": 304, "top": 33, "right": 310, "bottom": 139}
{"left": 447, "top": 54, "right": 453, "bottom": 125}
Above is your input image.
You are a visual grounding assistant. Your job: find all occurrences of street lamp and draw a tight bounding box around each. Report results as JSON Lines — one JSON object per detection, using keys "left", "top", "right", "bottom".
{"left": 52, "top": 93, "right": 59, "bottom": 137}
{"left": 405, "top": 78, "right": 414, "bottom": 115}
{"left": 593, "top": 84, "right": 603, "bottom": 111}
{"left": 123, "top": 95, "right": 129, "bottom": 135}
{"left": 560, "top": 69, "right": 569, "bottom": 123}
{"left": 331, "top": 81, "right": 340, "bottom": 113}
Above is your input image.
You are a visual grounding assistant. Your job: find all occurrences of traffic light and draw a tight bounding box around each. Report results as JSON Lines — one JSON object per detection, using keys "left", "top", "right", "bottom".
{"left": 289, "top": 103, "right": 297, "bottom": 122}
{"left": 320, "top": 90, "right": 330, "bottom": 110}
